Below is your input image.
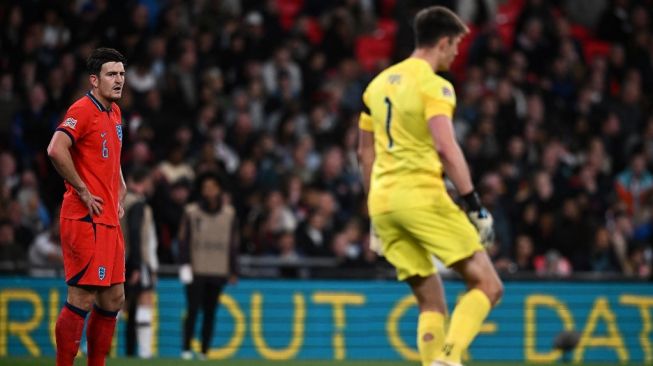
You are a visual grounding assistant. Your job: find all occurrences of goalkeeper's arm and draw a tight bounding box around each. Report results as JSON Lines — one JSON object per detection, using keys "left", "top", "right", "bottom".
{"left": 428, "top": 114, "right": 494, "bottom": 247}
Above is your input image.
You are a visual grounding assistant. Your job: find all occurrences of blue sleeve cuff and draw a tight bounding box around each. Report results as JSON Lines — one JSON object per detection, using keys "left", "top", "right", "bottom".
{"left": 55, "top": 127, "right": 75, "bottom": 145}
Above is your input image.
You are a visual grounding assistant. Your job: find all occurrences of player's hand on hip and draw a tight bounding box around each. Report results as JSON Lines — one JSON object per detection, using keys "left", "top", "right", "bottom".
{"left": 76, "top": 186, "right": 103, "bottom": 216}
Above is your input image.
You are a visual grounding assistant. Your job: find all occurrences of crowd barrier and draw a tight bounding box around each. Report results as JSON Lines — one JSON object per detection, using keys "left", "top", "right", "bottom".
{"left": 0, "top": 277, "right": 651, "bottom": 362}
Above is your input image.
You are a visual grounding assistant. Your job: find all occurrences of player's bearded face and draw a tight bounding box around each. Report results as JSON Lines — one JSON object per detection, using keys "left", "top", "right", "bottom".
{"left": 96, "top": 62, "right": 125, "bottom": 102}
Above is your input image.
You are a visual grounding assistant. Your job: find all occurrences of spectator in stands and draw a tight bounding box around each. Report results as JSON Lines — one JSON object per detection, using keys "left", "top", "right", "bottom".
{"left": 590, "top": 226, "right": 622, "bottom": 273}
{"left": 11, "top": 83, "right": 57, "bottom": 166}
{"left": 251, "top": 189, "right": 298, "bottom": 254}
{"left": 479, "top": 172, "right": 513, "bottom": 257}
{"left": 535, "top": 249, "right": 572, "bottom": 277}
{"left": 152, "top": 177, "right": 191, "bottom": 264}
{"left": 597, "top": 0, "right": 632, "bottom": 43}
{"left": 296, "top": 210, "right": 332, "bottom": 257}
{"left": 0, "top": 151, "right": 19, "bottom": 197}
{"left": 0, "top": 0, "right": 651, "bottom": 278}
{"left": 552, "top": 197, "right": 594, "bottom": 271}
{"left": 624, "top": 244, "right": 652, "bottom": 279}
{"left": 208, "top": 123, "right": 240, "bottom": 174}
{"left": 15, "top": 170, "right": 50, "bottom": 234}
{"left": 28, "top": 215, "right": 63, "bottom": 277}
{"left": 0, "top": 219, "right": 24, "bottom": 273}
{"left": 615, "top": 148, "right": 653, "bottom": 224}
{"left": 332, "top": 218, "right": 364, "bottom": 266}
{"left": 514, "top": 234, "right": 536, "bottom": 272}
{"left": 276, "top": 230, "right": 301, "bottom": 278}
{"left": 0, "top": 73, "right": 17, "bottom": 148}
{"left": 262, "top": 46, "right": 302, "bottom": 97}
{"left": 6, "top": 200, "right": 35, "bottom": 249}
{"left": 495, "top": 233, "right": 536, "bottom": 274}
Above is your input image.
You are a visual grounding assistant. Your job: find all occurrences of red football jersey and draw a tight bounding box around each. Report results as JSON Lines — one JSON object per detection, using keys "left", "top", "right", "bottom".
{"left": 56, "top": 92, "right": 123, "bottom": 226}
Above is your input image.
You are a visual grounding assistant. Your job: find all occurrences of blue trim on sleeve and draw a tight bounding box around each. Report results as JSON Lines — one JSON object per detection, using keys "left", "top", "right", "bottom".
{"left": 55, "top": 127, "right": 75, "bottom": 145}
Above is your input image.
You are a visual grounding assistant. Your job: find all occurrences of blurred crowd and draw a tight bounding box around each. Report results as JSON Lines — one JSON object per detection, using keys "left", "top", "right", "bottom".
{"left": 0, "top": 0, "right": 652, "bottom": 279}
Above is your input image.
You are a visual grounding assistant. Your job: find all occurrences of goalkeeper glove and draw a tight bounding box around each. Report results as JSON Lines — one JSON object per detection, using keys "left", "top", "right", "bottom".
{"left": 462, "top": 191, "right": 495, "bottom": 248}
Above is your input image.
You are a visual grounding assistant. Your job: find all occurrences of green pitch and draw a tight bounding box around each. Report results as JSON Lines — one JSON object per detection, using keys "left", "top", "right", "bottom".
{"left": 0, "top": 358, "right": 637, "bottom": 366}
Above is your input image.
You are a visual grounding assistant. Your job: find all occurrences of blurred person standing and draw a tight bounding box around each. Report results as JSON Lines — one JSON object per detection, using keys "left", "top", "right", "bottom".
{"left": 358, "top": 7, "right": 503, "bottom": 366}
{"left": 28, "top": 216, "right": 63, "bottom": 277}
{"left": 590, "top": 226, "right": 622, "bottom": 273}
{"left": 178, "top": 173, "right": 239, "bottom": 360}
{"left": 46, "top": 48, "right": 127, "bottom": 366}
{"left": 0, "top": 219, "right": 25, "bottom": 273}
{"left": 615, "top": 148, "right": 653, "bottom": 224}
{"left": 16, "top": 170, "right": 51, "bottom": 234}
{"left": 12, "top": 83, "right": 58, "bottom": 166}
{"left": 121, "top": 168, "right": 158, "bottom": 358}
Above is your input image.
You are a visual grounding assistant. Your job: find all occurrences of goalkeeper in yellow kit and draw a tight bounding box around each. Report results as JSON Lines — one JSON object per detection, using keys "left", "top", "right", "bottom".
{"left": 358, "top": 6, "right": 503, "bottom": 366}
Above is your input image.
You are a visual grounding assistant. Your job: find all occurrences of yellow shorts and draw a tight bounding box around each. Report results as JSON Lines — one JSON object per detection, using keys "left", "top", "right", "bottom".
{"left": 372, "top": 201, "right": 484, "bottom": 281}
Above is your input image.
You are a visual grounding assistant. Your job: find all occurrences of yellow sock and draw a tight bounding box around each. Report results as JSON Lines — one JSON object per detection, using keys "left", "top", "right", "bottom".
{"left": 417, "top": 311, "right": 445, "bottom": 366}
{"left": 439, "top": 289, "right": 491, "bottom": 364}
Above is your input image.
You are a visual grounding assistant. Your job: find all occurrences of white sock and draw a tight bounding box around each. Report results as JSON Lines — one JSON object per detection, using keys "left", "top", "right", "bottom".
{"left": 136, "top": 306, "right": 154, "bottom": 358}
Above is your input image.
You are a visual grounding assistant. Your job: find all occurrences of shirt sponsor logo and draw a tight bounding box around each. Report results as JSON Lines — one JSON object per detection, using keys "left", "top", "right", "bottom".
{"left": 98, "top": 266, "right": 106, "bottom": 280}
{"left": 62, "top": 117, "right": 77, "bottom": 129}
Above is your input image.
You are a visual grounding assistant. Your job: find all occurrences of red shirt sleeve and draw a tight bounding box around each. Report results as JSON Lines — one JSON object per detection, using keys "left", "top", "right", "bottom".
{"left": 56, "top": 104, "right": 91, "bottom": 144}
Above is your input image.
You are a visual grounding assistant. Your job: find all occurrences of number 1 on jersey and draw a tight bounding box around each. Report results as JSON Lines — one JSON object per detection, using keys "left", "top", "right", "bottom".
{"left": 384, "top": 97, "right": 394, "bottom": 149}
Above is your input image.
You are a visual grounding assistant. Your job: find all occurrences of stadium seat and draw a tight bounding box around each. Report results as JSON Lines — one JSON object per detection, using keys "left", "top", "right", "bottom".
{"left": 355, "top": 19, "right": 397, "bottom": 73}
{"left": 570, "top": 24, "right": 592, "bottom": 42}
{"left": 583, "top": 40, "right": 611, "bottom": 63}
{"left": 277, "top": 0, "right": 304, "bottom": 30}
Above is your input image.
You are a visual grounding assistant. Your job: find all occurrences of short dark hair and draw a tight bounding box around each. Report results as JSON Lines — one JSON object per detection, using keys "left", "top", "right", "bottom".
{"left": 86, "top": 48, "right": 126, "bottom": 75}
{"left": 196, "top": 171, "right": 224, "bottom": 191}
{"left": 128, "top": 167, "right": 150, "bottom": 184}
{"left": 414, "top": 6, "right": 469, "bottom": 48}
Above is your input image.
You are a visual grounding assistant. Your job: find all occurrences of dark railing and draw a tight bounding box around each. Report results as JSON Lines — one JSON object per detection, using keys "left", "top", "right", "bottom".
{"left": 3, "top": 256, "right": 650, "bottom": 282}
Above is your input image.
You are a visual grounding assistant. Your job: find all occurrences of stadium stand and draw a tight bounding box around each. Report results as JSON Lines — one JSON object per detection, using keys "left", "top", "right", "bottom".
{"left": 0, "top": 0, "right": 652, "bottom": 280}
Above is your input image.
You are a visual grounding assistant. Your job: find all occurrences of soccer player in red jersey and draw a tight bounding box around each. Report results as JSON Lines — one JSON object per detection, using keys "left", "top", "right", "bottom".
{"left": 47, "top": 48, "right": 127, "bottom": 366}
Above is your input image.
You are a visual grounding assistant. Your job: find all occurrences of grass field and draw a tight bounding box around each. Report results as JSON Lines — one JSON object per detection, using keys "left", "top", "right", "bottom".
{"left": 0, "top": 358, "right": 638, "bottom": 366}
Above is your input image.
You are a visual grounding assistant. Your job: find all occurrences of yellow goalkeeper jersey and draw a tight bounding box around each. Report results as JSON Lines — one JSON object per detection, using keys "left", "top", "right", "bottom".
{"left": 359, "top": 58, "right": 457, "bottom": 216}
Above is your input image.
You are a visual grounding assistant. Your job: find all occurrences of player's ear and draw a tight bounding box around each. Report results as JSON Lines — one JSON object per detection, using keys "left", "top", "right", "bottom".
{"left": 436, "top": 37, "right": 450, "bottom": 51}
{"left": 89, "top": 74, "right": 99, "bottom": 88}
